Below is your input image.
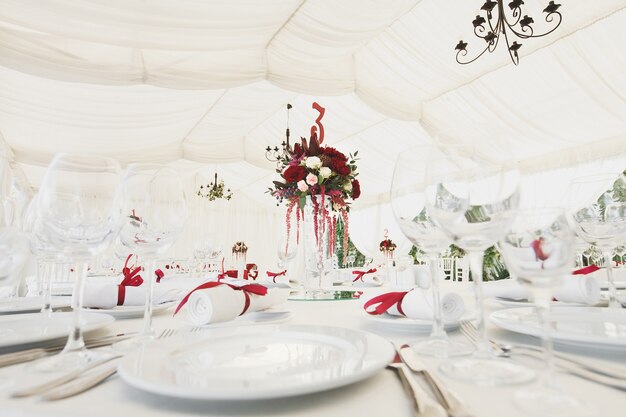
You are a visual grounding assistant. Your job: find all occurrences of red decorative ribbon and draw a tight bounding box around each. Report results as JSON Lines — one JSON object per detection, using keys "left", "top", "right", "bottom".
{"left": 573, "top": 265, "right": 600, "bottom": 275}
{"left": 155, "top": 269, "right": 164, "bottom": 283}
{"left": 245, "top": 264, "right": 258, "bottom": 280}
{"left": 352, "top": 268, "right": 377, "bottom": 282}
{"left": 363, "top": 291, "right": 408, "bottom": 316}
{"left": 267, "top": 270, "right": 287, "bottom": 283}
{"left": 117, "top": 254, "right": 144, "bottom": 305}
{"left": 173, "top": 281, "right": 268, "bottom": 316}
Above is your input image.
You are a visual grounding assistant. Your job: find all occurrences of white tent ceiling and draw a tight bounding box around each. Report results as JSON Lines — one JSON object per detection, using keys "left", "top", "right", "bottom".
{"left": 1, "top": 0, "right": 625, "bottom": 210}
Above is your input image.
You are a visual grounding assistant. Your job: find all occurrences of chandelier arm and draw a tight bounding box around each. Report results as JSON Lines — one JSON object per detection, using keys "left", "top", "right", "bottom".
{"left": 532, "top": 11, "right": 563, "bottom": 38}
{"left": 456, "top": 43, "right": 491, "bottom": 65}
{"left": 500, "top": 24, "right": 520, "bottom": 66}
{"left": 504, "top": 4, "right": 523, "bottom": 27}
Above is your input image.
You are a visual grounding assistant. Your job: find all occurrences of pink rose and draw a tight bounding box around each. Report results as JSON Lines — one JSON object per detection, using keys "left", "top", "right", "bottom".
{"left": 306, "top": 173, "right": 318, "bottom": 186}
{"left": 297, "top": 180, "right": 309, "bottom": 192}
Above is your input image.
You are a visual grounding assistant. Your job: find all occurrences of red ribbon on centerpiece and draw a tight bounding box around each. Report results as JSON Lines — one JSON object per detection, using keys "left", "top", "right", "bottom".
{"left": 573, "top": 265, "right": 600, "bottom": 275}
{"left": 363, "top": 291, "right": 408, "bottom": 316}
{"left": 173, "top": 281, "right": 268, "bottom": 316}
{"left": 267, "top": 270, "right": 286, "bottom": 283}
{"left": 352, "top": 268, "right": 377, "bottom": 282}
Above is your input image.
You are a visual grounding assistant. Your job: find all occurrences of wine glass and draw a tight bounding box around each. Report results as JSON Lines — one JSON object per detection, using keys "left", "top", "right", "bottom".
{"left": 30, "top": 153, "right": 123, "bottom": 372}
{"left": 426, "top": 144, "right": 534, "bottom": 384}
{"left": 115, "top": 165, "right": 186, "bottom": 350}
{"left": 500, "top": 208, "right": 598, "bottom": 416}
{"left": 568, "top": 173, "right": 626, "bottom": 308}
{"left": 0, "top": 227, "right": 30, "bottom": 387}
{"left": 391, "top": 147, "right": 472, "bottom": 357}
{"left": 277, "top": 226, "right": 297, "bottom": 274}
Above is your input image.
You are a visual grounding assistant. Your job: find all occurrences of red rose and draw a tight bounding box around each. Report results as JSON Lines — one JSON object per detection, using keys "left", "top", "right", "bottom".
{"left": 283, "top": 165, "right": 307, "bottom": 183}
{"left": 333, "top": 160, "right": 350, "bottom": 176}
{"left": 351, "top": 179, "right": 361, "bottom": 199}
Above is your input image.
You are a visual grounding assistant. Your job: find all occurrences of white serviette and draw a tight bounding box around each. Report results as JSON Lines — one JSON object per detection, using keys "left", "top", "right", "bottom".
{"left": 185, "top": 281, "right": 289, "bottom": 325}
{"left": 482, "top": 276, "right": 601, "bottom": 305}
{"left": 364, "top": 289, "right": 465, "bottom": 322}
{"left": 257, "top": 273, "right": 297, "bottom": 288}
{"left": 351, "top": 272, "right": 382, "bottom": 287}
{"left": 82, "top": 283, "right": 175, "bottom": 309}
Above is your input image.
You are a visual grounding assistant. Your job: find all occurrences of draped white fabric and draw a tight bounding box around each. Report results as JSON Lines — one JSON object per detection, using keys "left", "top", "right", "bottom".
{"left": 0, "top": 0, "right": 625, "bottom": 259}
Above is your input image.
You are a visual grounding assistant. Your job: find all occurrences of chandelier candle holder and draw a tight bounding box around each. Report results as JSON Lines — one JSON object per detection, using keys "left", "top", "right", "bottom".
{"left": 265, "top": 104, "right": 293, "bottom": 171}
{"left": 197, "top": 173, "right": 233, "bottom": 201}
{"left": 455, "top": 0, "right": 562, "bottom": 65}
{"left": 231, "top": 241, "right": 248, "bottom": 279}
{"left": 379, "top": 231, "right": 398, "bottom": 286}
{"left": 268, "top": 102, "right": 361, "bottom": 299}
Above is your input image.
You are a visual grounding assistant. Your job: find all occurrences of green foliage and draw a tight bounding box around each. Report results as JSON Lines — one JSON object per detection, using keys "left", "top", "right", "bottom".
{"left": 334, "top": 218, "right": 367, "bottom": 267}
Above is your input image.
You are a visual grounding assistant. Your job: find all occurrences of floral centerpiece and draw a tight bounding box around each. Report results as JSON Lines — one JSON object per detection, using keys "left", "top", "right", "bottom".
{"left": 231, "top": 241, "right": 248, "bottom": 254}
{"left": 379, "top": 239, "right": 397, "bottom": 253}
{"left": 268, "top": 102, "right": 360, "bottom": 263}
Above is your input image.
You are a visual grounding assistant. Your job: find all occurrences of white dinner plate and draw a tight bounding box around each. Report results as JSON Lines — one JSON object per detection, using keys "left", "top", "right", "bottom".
{"left": 82, "top": 301, "right": 177, "bottom": 319}
{"left": 493, "top": 297, "right": 585, "bottom": 308}
{"left": 118, "top": 325, "right": 393, "bottom": 400}
{"left": 0, "top": 296, "right": 72, "bottom": 315}
{"left": 0, "top": 311, "right": 114, "bottom": 349}
{"left": 490, "top": 306, "right": 626, "bottom": 352}
{"left": 363, "top": 312, "right": 462, "bottom": 332}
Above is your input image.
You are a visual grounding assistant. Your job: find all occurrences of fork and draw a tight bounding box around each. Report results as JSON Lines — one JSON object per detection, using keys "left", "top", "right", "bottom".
{"left": 460, "top": 321, "right": 626, "bottom": 391}
{"left": 11, "top": 327, "right": 180, "bottom": 400}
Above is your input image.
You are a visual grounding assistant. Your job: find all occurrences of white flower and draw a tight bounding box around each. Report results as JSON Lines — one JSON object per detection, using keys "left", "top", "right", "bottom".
{"left": 319, "top": 167, "right": 332, "bottom": 178}
{"left": 343, "top": 181, "right": 353, "bottom": 192}
{"left": 305, "top": 156, "right": 322, "bottom": 170}
{"left": 297, "top": 180, "right": 309, "bottom": 192}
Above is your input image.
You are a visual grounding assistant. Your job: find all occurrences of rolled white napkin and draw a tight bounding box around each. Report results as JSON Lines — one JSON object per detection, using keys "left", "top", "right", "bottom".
{"left": 483, "top": 276, "right": 601, "bottom": 305}
{"left": 82, "top": 283, "right": 174, "bottom": 309}
{"left": 257, "top": 272, "right": 296, "bottom": 288}
{"left": 364, "top": 289, "right": 465, "bottom": 322}
{"left": 185, "top": 284, "right": 289, "bottom": 325}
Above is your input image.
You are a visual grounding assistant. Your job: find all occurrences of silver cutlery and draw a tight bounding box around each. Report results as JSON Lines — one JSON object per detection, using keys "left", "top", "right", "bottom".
{"left": 11, "top": 355, "right": 122, "bottom": 398}
{"left": 397, "top": 343, "right": 469, "bottom": 417}
{"left": 41, "top": 365, "right": 118, "bottom": 401}
{"left": 387, "top": 352, "right": 427, "bottom": 416}
{"left": 460, "top": 321, "right": 626, "bottom": 391}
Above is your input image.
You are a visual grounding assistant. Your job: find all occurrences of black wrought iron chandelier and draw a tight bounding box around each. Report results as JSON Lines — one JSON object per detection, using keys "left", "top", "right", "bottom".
{"left": 197, "top": 172, "right": 233, "bottom": 201}
{"left": 265, "top": 103, "right": 292, "bottom": 166}
{"left": 455, "top": 0, "right": 562, "bottom": 65}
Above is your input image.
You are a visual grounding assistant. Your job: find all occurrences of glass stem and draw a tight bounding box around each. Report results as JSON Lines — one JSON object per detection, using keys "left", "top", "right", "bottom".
{"left": 529, "top": 286, "right": 557, "bottom": 389}
{"left": 40, "top": 261, "right": 53, "bottom": 316}
{"left": 63, "top": 262, "right": 87, "bottom": 353}
{"left": 603, "top": 250, "right": 619, "bottom": 308}
{"left": 428, "top": 254, "right": 446, "bottom": 340}
{"left": 469, "top": 250, "right": 490, "bottom": 358}
{"left": 141, "top": 260, "right": 156, "bottom": 339}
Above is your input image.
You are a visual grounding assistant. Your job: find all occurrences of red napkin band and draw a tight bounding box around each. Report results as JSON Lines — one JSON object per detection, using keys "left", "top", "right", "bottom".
{"left": 117, "top": 285, "right": 126, "bottom": 305}
{"left": 352, "top": 268, "right": 377, "bottom": 282}
{"left": 173, "top": 281, "right": 268, "bottom": 316}
{"left": 573, "top": 265, "right": 600, "bottom": 275}
{"left": 120, "top": 254, "right": 143, "bottom": 287}
{"left": 267, "top": 270, "right": 287, "bottom": 283}
{"left": 155, "top": 269, "right": 164, "bottom": 283}
{"left": 363, "top": 291, "right": 408, "bottom": 316}
{"left": 530, "top": 239, "right": 549, "bottom": 261}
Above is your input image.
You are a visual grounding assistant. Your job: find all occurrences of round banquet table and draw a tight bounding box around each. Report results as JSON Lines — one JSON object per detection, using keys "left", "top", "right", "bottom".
{"left": 1, "top": 282, "right": 624, "bottom": 417}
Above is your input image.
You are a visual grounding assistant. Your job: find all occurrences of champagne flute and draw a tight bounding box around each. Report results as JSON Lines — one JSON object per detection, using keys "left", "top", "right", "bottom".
{"left": 427, "top": 144, "right": 534, "bottom": 384}
{"left": 500, "top": 208, "right": 597, "bottom": 416}
{"left": 391, "top": 147, "right": 472, "bottom": 357}
{"left": 114, "top": 165, "right": 186, "bottom": 350}
{"left": 30, "top": 153, "right": 123, "bottom": 372}
{"left": 568, "top": 173, "right": 626, "bottom": 308}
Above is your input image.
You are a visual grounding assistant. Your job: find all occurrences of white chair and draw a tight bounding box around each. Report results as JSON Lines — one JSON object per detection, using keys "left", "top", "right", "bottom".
{"left": 439, "top": 257, "right": 454, "bottom": 281}
{"left": 454, "top": 257, "right": 469, "bottom": 282}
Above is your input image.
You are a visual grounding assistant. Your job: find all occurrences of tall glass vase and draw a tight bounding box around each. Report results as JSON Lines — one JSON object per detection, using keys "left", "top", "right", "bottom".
{"left": 302, "top": 195, "right": 333, "bottom": 299}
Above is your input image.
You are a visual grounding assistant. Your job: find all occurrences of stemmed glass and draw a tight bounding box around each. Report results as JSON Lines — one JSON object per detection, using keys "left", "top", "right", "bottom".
{"left": 500, "top": 208, "right": 597, "bottom": 416}
{"left": 115, "top": 165, "right": 186, "bottom": 350}
{"left": 0, "top": 227, "right": 30, "bottom": 387}
{"left": 30, "top": 153, "right": 123, "bottom": 371}
{"left": 391, "top": 147, "right": 472, "bottom": 357}
{"left": 277, "top": 226, "right": 297, "bottom": 274}
{"left": 568, "top": 174, "right": 626, "bottom": 308}
{"left": 427, "top": 144, "right": 534, "bottom": 384}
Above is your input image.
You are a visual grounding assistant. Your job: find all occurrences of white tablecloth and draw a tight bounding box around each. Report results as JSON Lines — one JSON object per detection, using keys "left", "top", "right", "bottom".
{"left": 1, "top": 282, "right": 625, "bottom": 417}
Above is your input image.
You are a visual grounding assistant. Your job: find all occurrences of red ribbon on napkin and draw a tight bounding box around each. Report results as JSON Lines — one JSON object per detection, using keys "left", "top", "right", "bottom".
{"left": 173, "top": 281, "right": 268, "bottom": 316}
{"left": 117, "top": 254, "right": 144, "bottom": 305}
{"left": 530, "top": 238, "right": 549, "bottom": 262}
{"left": 363, "top": 291, "right": 408, "bottom": 316}
{"left": 352, "top": 268, "right": 377, "bottom": 282}
{"left": 155, "top": 269, "right": 164, "bottom": 283}
{"left": 267, "top": 270, "right": 287, "bottom": 283}
{"left": 573, "top": 265, "right": 600, "bottom": 275}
